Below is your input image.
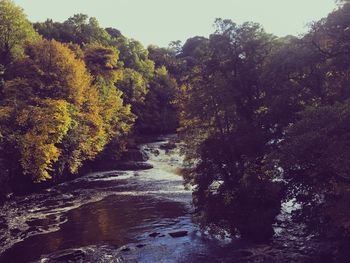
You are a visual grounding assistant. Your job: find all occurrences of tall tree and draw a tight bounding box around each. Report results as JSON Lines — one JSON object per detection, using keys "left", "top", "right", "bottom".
{"left": 177, "top": 19, "right": 283, "bottom": 240}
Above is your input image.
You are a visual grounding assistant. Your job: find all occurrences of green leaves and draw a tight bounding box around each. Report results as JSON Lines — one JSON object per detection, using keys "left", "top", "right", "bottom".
{"left": 0, "top": 0, "right": 39, "bottom": 64}
{"left": 279, "top": 101, "right": 350, "bottom": 182}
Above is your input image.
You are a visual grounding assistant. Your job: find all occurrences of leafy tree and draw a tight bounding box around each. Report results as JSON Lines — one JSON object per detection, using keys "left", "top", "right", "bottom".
{"left": 105, "top": 27, "right": 122, "bottom": 39}
{"left": 177, "top": 19, "right": 283, "bottom": 240}
{"left": 84, "top": 44, "right": 134, "bottom": 142}
{"left": 275, "top": 101, "right": 350, "bottom": 238}
{"left": 34, "top": 14, "right": 111, "bottom": 46}
{"left": 115, "top": 38, "right": 155, "bottom": 79}
{"left": 15, "top": 99, "right": 72, "bottom": 180}
{"left": 304, "top": 3, "right": 350, "bottom": 104}
{"left": 0, "top": 0, "right": 39, "bottom": 64}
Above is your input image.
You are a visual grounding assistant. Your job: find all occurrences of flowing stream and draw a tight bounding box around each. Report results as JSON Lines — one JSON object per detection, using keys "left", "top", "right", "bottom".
{"left": 0, "top": 135, "right": 331, "bottom": 263}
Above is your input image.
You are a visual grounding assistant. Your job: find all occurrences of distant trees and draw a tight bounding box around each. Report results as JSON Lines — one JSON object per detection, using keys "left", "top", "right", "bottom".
{"left": 34, "top": 14, "right": 110, "bottom": 46}
{"left": 34, "top": 12, "right": 180, "bottom": 136}
{"left": 137, "top": 66, "right": 178, "bottom": 134}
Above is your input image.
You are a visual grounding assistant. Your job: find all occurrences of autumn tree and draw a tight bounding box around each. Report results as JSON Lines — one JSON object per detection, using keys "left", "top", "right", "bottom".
{"left": 84, "top": 44, "right": 134, "bottom": 158}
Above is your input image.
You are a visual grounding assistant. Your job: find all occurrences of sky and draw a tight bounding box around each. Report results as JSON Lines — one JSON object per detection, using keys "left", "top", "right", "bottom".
{"left": 13, "top": 0, "right": 337, "bottom": 47}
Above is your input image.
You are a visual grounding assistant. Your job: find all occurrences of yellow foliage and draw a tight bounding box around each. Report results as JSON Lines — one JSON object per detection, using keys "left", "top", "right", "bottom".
{"left": 16, "top": 99, "right": 72, "bottom": 181}
{"left": 19, "top": 39, "right": 92, "bottom": 105}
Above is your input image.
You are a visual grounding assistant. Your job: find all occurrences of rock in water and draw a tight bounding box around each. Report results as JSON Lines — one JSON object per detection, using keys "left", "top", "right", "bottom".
{"left": 149, "top": 232, "right": 161, "bottom": 237}
{"left": 50, "top": 249, "right": 85, "bottom": 262}
{"left": 159, "top": 142, "right": 176, "bottom": 151}
{"left": 114, "top": 162, "right": 153, "bottom": 171}
{"left": 120, "top": 148, "right": 148, "bottom": 162}
{"left": 169, "top": 231, "right": 188, "bottom": 238}
{"left": 121, "top": 247, "right": 131, "bottom": 252}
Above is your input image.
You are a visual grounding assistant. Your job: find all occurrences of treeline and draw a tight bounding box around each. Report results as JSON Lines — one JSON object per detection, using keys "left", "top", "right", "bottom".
{"left": 0, "top": 0, "right": 178, "bottom": 194}
{"left": 174, "top": 0, "right": 350, "bottom": 253}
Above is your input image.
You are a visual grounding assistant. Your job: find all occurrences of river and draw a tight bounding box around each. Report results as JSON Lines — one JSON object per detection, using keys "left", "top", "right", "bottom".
{"left": 0, "top": 135, "right": 333, "bottom": 262}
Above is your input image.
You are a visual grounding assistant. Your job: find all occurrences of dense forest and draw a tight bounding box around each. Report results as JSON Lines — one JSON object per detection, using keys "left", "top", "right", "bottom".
{"left": 1, "top": 0, "right": 350, "bottom": 260}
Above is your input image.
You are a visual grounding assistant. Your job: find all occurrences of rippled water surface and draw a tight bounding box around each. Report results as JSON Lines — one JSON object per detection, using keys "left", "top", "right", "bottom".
{"left": 0, "top": 136, "right": 331, "bottom": 263}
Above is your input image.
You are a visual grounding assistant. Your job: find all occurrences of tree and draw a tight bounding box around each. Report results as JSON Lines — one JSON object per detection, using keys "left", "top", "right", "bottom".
{"left": 275, "top": 101, "right": 350, "bottom": 238}
{"left": 0, "top": 0, "right": 39, "bottom": 65}
{"left": 177, "top": 19, "right": 283, "bottom": 240}
{"left": 84, "top": 44, "right": 134, "bottom": 142}
{"left": 304, "top": 3, "right": 350, "bottom": 104}
{"left": 105, "top": 27, "right": 122, "bottom": 39}
{"left": 116, "top": 38, "right": 155, "bottom": 79}
{"left": 15, "top": 99, "right": 72, "bottom": 181}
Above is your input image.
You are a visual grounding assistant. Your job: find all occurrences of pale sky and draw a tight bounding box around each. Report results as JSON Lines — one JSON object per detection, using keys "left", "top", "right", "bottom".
{"left": 13, "top": 0, "right": 337, "bottom": 47}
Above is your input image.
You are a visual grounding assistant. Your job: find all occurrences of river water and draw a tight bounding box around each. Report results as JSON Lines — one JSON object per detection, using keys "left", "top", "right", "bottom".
{"left": 0, "top": 135, "right": 333, "bottom": 263}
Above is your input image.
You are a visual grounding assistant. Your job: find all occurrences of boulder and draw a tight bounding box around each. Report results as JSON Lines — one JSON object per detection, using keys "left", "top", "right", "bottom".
{"left": 120, "top": 149, "right": 148, "bottom": 162}
{"left": 149, "top": 148, "right": 160, "bottom": 156}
